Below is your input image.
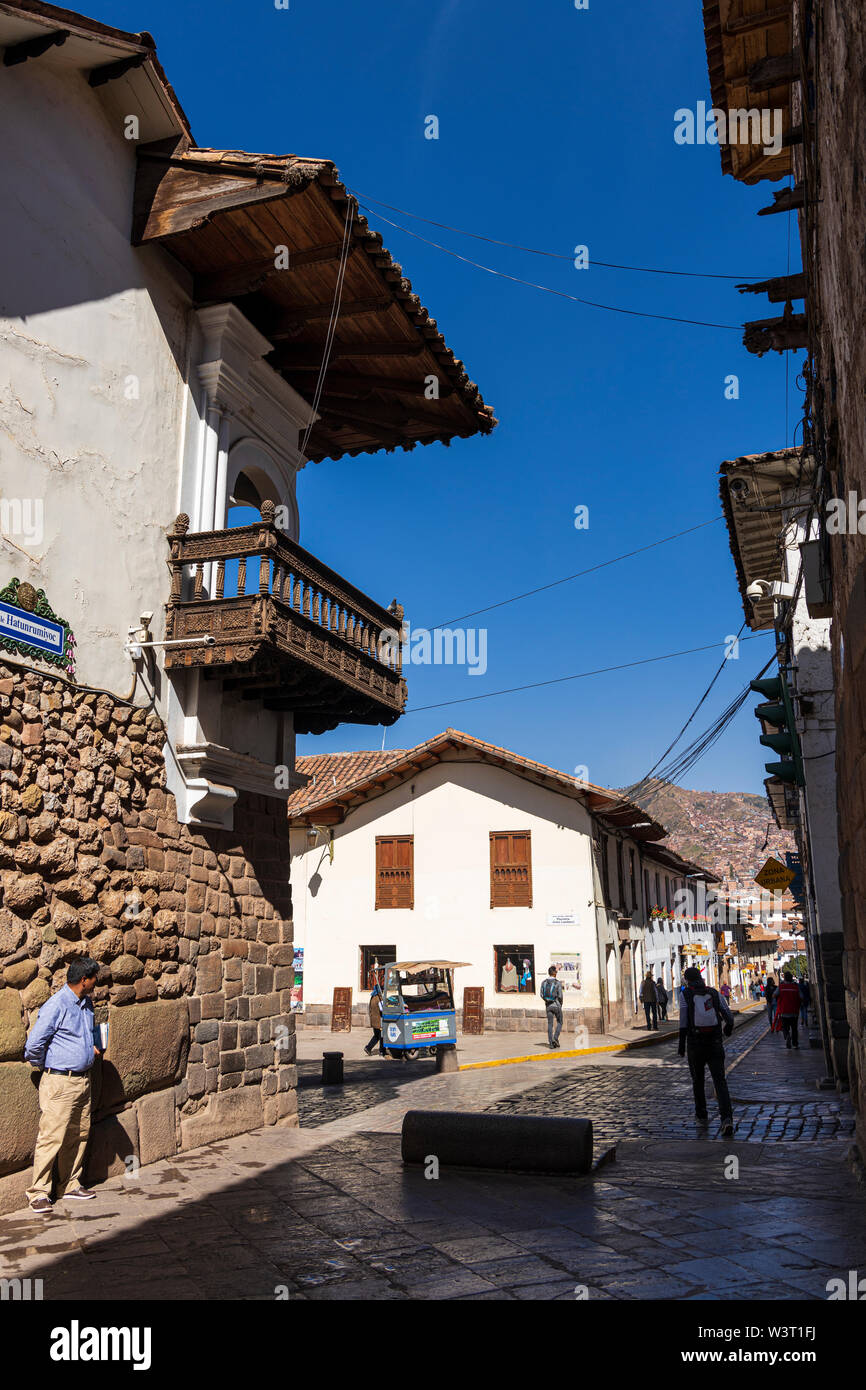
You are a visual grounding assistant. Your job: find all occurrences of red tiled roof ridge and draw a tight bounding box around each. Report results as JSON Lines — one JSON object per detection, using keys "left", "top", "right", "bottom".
{"left": 288, "top": 727, "right": 642, "bottom": 820}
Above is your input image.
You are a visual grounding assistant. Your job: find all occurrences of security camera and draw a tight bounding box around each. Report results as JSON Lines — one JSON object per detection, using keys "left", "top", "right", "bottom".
{"left": 203, "top": 634, "right": 216, "bottom": 648}
{"left": 729, "top": 477, "right": 750, "bottom": 503}
{"left": 746, "top": 579, "right": 771, "bottom": 602}
{"left": 139, "top": 611, "right": 154, "bottom": 628}
{"left": 746, "top": 578, "right": 796, "bottom": 606}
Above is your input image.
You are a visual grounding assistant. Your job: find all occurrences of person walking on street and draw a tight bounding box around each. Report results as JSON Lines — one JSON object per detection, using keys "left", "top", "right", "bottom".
{"left": 364, "top": 982, "right": 386, "bottom": 1056}
{"left": 678, "top": 966, "right": 735, "bottom": 1136}
{"left": 656, "top": 978, "right": 668, "bottom": 1022}
{"left": 774, "top": 970, "right": 802, "bottom": 1049}
{"left": 798, "top": 976, "right": 811, "bottom": 1028}
{"left": 639, "top": 971, "right": 659, "bottom": 1030}
{"left": 720, "top": 981, "right": 731, "bottom": 1005}
{"left": 541, "top": 966, "right": 564, "bottom": 1048}
{"left": 764, "top": 975, "right": 777, "bottom": 1024}
{"left": 24, "top": 958, "right": 103, "bottom": 1214}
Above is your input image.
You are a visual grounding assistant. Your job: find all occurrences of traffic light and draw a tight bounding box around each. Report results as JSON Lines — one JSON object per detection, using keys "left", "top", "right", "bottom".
{"left": 749, "top": 674, "right": 804, "bottom": 786}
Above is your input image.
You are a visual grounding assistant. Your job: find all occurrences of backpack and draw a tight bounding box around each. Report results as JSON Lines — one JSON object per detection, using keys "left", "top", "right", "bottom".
{"left": 540, "top": 977, "right": 559, "bottom": 1005}
{"left": 687, "top": 988, "right": 721, "bottom": 1035}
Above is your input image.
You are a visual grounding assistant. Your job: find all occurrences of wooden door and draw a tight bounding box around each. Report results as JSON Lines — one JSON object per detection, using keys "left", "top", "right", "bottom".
{"left": 462, "top": 986, "right": 485, "bottom": 1034}
{"left": 331, "top": 986, "right": 353, "bottom": 1031}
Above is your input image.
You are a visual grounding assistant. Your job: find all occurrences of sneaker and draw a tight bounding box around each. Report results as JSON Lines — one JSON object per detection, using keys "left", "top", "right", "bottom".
{"left": 29, "top": 1196, "right": 53, "bottom": 1215}
{"left": 62, "top": 1188, "right": 96, "bottom": 1201}
{"left": 363, "top": 1046, "right": 373, "bottom": 1055}
{"left": 721, "top": 1119, "right": 734, "bottom": 1137}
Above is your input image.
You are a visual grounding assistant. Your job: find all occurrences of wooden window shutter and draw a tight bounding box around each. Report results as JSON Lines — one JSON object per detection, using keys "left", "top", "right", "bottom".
{"left": 489, "top": 831, "right": 532, "bottom": 907}
{"left": 375, "top": 835, "right": 414, "bottom": 909}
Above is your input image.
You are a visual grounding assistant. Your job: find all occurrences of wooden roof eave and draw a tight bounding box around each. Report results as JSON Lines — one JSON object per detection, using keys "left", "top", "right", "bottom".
{"left": 131, "top": 146, "right": 497, "bottom": 461}
{"left": 701, "top": 0, "right": 795, "bottom": 185}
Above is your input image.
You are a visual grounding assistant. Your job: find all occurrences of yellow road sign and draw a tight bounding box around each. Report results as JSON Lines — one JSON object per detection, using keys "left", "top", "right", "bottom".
{"left": 754, "top": 856, "right": 796, "bottom": 893}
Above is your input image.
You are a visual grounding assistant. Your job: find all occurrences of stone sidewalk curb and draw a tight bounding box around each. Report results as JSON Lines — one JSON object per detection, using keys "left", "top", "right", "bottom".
{"left": 457, "top": 1001, "right": 766, "bottom": 1073}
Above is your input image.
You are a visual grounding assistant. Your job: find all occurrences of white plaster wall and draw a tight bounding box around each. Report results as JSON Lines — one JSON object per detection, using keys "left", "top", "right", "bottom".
{"left": 290, "top": 759, "right": 600, "bottom": 1012}
{"left": 0, "top": 56, "right": 191, "bottom": 696}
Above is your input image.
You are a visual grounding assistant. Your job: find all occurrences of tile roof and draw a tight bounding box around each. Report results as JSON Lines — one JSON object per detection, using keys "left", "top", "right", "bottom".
{"left": 286, "top": 749, "right": 406, "bottom": 814}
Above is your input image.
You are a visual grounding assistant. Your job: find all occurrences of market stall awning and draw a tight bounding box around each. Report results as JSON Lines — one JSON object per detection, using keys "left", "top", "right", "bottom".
{"left": 133, "top": 144, "right": 496, "bottom": 462}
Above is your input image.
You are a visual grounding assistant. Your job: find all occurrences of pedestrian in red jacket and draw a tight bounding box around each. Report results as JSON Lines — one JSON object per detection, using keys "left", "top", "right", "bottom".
{"left": 774, "top": 971, "right": 802, "bottom": 1049}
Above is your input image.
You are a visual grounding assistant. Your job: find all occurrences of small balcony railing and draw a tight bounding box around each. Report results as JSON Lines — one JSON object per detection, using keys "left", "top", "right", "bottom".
{"left": 164, "top": 501, "right": 406, "bottom": 732}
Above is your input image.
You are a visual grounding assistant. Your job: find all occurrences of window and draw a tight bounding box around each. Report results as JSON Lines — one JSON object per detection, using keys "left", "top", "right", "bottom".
{"left": 489, "top": 831, "right": 532, "bottom": 907}
{"left": 360, "top": 945, "right": 395, "bottom": 992}
{"left": 665, "top": 875, "right": 671, "bottom": 912}
{"left": 616, "top": 839, "right": 625, "bottom": 910}
{"left": 629, "top": 847, "right": 637, "bottom": 911}
{"left": 375, "top": 836, "right": 413, "bottom": 909}
{"left": 644, "top": 869, "right": 651, "bottom": 916}
{"left": 494, "top": 944, "right": 536, "bottom": 995}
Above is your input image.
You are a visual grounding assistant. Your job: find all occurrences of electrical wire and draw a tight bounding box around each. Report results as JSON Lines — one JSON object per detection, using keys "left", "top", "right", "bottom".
{"left": 356, "top": 204, "right": 743, "bottom": 332}
{"left": 401, "top": 632, "right": 767, "bottom": 715}
{"left": 618, "top": 621, "right": 750, "bottom": 805}
{"left": 300, "top": 198, "right": 355, "bottom": 460}
{"left": 434, "top": 515, "right": 725, "bottom": 627}
{"left": 348, "top": 189, "right": 771, "bottom": 281}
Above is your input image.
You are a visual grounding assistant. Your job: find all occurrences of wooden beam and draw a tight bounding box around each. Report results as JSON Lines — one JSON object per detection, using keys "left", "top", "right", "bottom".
{"left": 287, "top": 371, "right": 454, "bottom": 398}
{"left": 747, "top": 51, "right": 801, "bottom": 92}
{"left": 269, "top": 298, "right": 394, "bottom": 336}
{"left": 3, "top": 29, "right": 68, "bottom": 65}
{"left": 318, "top": 408, "right": 405, "bottom": 446}
{"left": 758, "top": 184, "right": 804, "bottom": 216}
{"left": 289, "top": 241, "right": 354, "bottom": 269}
{"left": 742, "top": 314, "right": 808, "bottom": 356}
{"left": 724, "top": 4, "right": 792, "bottom": 36}
{"left": 89, "top": 52, "right": 148, "bottom": 87}
{"left": 195, "top": 258, "right": 275, "bottom": 302}
{"left": 269, "top": 341, "right": 427, "bottom": 370}
{"left": 737, "top": 273, "right": 806, "bottom": 302}
{"left": 320, "top": 398, "right": 410, "bottom": 429}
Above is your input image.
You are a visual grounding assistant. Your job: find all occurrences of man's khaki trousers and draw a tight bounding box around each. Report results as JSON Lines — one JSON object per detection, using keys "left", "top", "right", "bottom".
{"left": 25, "top": 1071, "right": 92, "bottom": 1202}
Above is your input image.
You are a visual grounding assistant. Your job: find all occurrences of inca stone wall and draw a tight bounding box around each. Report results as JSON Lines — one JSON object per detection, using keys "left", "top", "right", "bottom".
{"left": 0, "top": 659, "right": 296, "bottom": 1215}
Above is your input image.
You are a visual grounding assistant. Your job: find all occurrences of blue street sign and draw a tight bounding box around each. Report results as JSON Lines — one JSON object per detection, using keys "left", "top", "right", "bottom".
{"left": 0, "top": 600, "right": 64, "bottom": 657}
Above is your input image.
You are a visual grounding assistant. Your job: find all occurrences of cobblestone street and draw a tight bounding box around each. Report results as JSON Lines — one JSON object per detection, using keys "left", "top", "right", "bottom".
{"left": 0, "top": 1012, "right": 863, "bottom": 1301}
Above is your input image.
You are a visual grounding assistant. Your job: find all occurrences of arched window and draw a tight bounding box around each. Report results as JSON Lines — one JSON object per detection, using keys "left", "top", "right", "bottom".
{"left": 224, "top": 438, "right": 298, "bottom": 538}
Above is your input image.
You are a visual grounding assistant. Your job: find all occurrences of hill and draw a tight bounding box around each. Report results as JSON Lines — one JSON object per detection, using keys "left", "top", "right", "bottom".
{"left": 625, "top": 779, "right": 796, "bottom": 886}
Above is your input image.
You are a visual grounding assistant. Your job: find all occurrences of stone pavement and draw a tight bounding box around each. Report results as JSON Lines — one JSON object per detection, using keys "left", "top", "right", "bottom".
{"left": 0, "top": 1011, "right": 862, "bottom": 1300}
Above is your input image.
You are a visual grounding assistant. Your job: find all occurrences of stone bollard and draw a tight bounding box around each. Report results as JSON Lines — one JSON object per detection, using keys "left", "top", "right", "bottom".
{"left": 401, "top": 1109, "right": 593, "bottom": 1174}
{"left": 322, "top": 1051, "right": 344, "bottom": 1085}
{"left": 435, "top": 1046, "right": 459, "bottom": 1073}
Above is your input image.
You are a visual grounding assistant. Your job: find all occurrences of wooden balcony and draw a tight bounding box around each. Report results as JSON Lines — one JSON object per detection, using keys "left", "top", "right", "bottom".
{"left": 165, "top": 502, "right": 406, "bottom": 734}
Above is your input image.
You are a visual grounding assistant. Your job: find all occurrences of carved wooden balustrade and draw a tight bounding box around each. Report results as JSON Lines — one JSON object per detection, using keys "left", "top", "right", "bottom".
{"left": 165, "top": 501, "right": 406, "bottom": 733}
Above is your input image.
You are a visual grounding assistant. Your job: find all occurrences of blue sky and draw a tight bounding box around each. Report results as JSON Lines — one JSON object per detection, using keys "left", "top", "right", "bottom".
{"left": 97, "top": 0, "right": 798, "bottom": 792}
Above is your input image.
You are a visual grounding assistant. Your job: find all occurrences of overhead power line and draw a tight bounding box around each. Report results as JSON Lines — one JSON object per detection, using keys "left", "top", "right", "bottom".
{"left": 349, "top": 189, "right": 770, "bottom": 281}
{"left": 356, "top": 204, "right": 742, "bottom": 332}
{"left": 434, "top": 515, "right": 725, "bottom": 627}
{"left": 402, "top": 632, "right": 768, "bottom": 715}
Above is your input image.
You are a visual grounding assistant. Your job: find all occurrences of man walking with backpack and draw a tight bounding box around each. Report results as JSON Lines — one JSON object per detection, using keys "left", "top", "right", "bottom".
{"left": 541, "top": 966, "right": 564, "bottom": 1048}
{"left": 678, "top": 966, "right": 735, "bottom": 1136}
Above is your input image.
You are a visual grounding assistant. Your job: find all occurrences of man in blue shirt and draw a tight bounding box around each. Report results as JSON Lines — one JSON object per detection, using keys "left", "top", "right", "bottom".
{"left": 24, "top": 957, "right": 102, "bottom": 1214}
